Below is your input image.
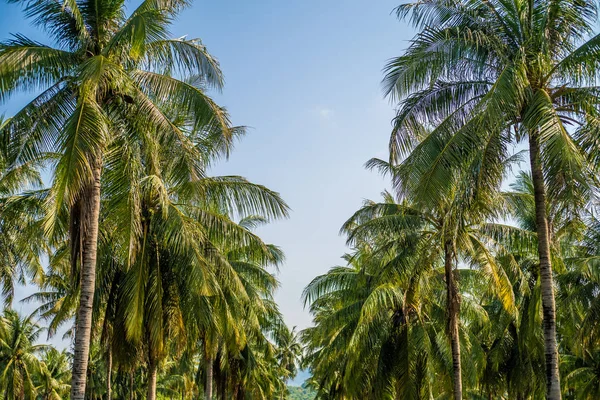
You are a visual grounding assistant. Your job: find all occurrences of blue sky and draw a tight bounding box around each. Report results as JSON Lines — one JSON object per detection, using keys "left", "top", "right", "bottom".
{"left": 0, "top": 0, "right": 415, "bottom": 340}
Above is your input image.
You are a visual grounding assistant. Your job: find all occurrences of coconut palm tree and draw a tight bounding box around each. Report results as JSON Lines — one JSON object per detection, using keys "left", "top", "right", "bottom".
{"left": 302, "top": 243, "right": 444, "bottom": 400}
{"left": 0, "top": 116, "right": 46, "bottom": 305}
{"left": 361, "top": 155, "right": 516, "bottom": 399}
{"left": 101, "top": 118, "right": 288, "bottom": 400}
{"left": 210, "top": 219, "right": 287, "bottom": 399}
{"left": 0, "top": 0, "right": 231, "bottom": 396}
{"left": 0, "top": 310, "right": 46, "bottom": 399}
{"left": 17, "top": 108, "right": 288, "bottom": 400}
{"left": 383, "top": 0, "right": 600, "bottom": 396}
{"left": 276, "top": 326, "right": 302, "bottom": 382}
{"left": 302, "top": 173, "right": 524, "bottom": 399}
{"left": 35, "top": 348, "right": 71, "bottom": 400}
{"left": 553, "top": 205, "right": 600, "bottom": 399}
{"left": 472, "top": 171, "right": 590, "bottom": 399}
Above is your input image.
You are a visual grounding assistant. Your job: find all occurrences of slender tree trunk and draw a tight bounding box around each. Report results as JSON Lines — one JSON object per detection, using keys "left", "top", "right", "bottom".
{"left": 236, "top": 385, "right": 244, "bottom": 400}
{"left": 444, "top": 240, "right": 462, "bottom": 400}
{"left": 107, "top": 348, "right": 113, "bottom": 400}
{"left": 147, "top": 360, "right": 157, "bottom": 400}
{"left": 71, "top": 157, "right": 103, "bottom": 400}
{"left": 528, "top": 133, "right": 562, "bottom": 400}
{"left": 205, "top": 355, "right": 213, "bottom": 400}
{"left": 130, "top": 371, "right": 135, "bottom": 400}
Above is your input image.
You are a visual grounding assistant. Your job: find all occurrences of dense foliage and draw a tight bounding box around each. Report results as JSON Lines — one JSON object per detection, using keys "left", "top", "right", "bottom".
{"left": 0, "top": 0, "right": 599, "bottom": 399}
{"left": 285, "top": 386, "right": 316, "bottom": 400}
{"left": 301, "top": 0, "right": 600, "bottom": 398}
{"left": 0, "top": 0, "right": 302, "bottom": 399}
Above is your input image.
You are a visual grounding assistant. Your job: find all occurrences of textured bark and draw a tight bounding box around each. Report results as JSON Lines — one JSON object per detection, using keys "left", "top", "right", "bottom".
{"left": 130, "top": 372, "right": 134, "bottom": 400}
{"left": 528, "top": 133, "right": 562, "bottom": 400}
{"left": 147, "top": 360, "right": 157, "bottom": 400}
{"left": 70, "top": 157, "right": 103, "bottom": 400}
{"left": 107, "top": 348, "right": 113, "bottom": 400}
{"left": 205, "top": 355, "right": 213, "bottom": 400}
{"left": 445, "top": 241, "right": 462, "bottom": 400}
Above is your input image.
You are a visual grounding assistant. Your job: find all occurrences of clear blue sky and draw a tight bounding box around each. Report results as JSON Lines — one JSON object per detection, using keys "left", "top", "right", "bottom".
{"left": 0, "top": 0, "right": 415, "bottom": 336}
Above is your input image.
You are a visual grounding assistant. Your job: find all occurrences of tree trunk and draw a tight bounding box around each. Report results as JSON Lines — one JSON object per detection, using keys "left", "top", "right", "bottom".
{"left": 107, "top": 348, "right": 113, "bottom": 400}
{"left": 205, "top": 355, "right": 213, "bottom": 400}
{"left": 70, "top": 157, "right": 103, "bottom": 400}
{"left": 236, "top": 385, "right": 244, "bottom": 400}
{"left": 147, "top": 360, "right": 157, "bottom": 400}
{"left": 528, "top": 133, "right": 562, "bottom": 400}
{"left": 444, "top": 240, "right": 462, "bottom": 400}
{"left": 130, "top": 371, "right": 134, "bottom": 400}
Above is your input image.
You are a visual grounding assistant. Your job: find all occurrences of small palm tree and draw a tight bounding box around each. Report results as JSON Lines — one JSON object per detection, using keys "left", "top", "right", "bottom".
{"left": 356, "top": 158, "right": 516, "bottom": 398}
{"left": 302, "top": 245, "right": 441, "bottom": 399}
{"left": 0, "top": 310, "right": 46, "bottom": 399}
{"left": 276, "top": 326, "right": 302, "bottom": 382}
{"left": 35, "top": 348, "right": 71, "bottom": 400}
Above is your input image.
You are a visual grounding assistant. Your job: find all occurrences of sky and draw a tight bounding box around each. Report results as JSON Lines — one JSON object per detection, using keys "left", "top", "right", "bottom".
{"left": 0, "top": 0, "right": 416, "bottom": 347}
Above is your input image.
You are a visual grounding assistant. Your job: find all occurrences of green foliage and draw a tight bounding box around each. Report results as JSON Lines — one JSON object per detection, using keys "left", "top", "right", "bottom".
{"left": 0, "top": 0, "right": 295, "bottom": 398}
{"left": 285, "top": 386, "right": 316, "bottom": 400}
{"left": 0, "top": 0, "right": 600, "bottom": 399}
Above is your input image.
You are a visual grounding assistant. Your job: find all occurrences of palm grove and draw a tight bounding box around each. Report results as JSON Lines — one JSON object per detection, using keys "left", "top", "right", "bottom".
{"left": 0, "top": 0, "right": 600, "bottom": 399}
{"left": 0, "top": 0, "right": 304, "bottom": 399}
{"left": 301, "top": 0, "right": 600, "bottom": 399}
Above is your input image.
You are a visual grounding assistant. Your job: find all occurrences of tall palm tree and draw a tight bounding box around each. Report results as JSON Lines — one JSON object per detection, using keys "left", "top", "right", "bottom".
{"left": 383, "top": 0, "right": 600, "bottom": 397}
{"left": 101, "top": 116, "right": 288, "bottom": 400}
{"left": 0, "top": 0, "right": 230, "bottom": 397}
{"left": 210, "top": 219, "right": 287, "bottom": 400}
{"left": 363, "top": 154, "right": 515, "bottom": 399}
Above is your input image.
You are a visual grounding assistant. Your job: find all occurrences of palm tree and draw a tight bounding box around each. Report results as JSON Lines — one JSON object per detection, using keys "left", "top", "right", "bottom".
{"left": 0, "top": 116, "right": 46, "bottom": 305}
{"left": 103, "top": 123, "right": 288, "bottom": 400}
{"left": 302, "top": 242, "right": 444, "bottom": 399}
{"left": 35, "top": 348, "right": 71, "bottom": 400}
{"left": 16, "top": 107, "right": 288, "bottom": 400}
{"left": 562, "top": 351, "right": 600, "bottom": 400}
{"left": 276, "top": 326, "right": 302, "bottom": 382}
{"left": 211, "top": 221, "right": 288, "bottom": 399}
{"left": 362, "top": 155, "right": 515, "bottom": 399}
{"left": 500, "top": 172, "right": 593, "bottom": 399}
{"left": 383, "top": 0, "right": 600, "bottom": 397}
{"left": 0, "top": 0, "right": 231, "bottom": 397}
{"left": 552, "top": 206, "right": 600, "bottom": 399}
{"left": 302, "top": 176, "right": 522, "bottom": 399}
{"left": 0, "top": 310, "right": 46, "bottom": 399}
